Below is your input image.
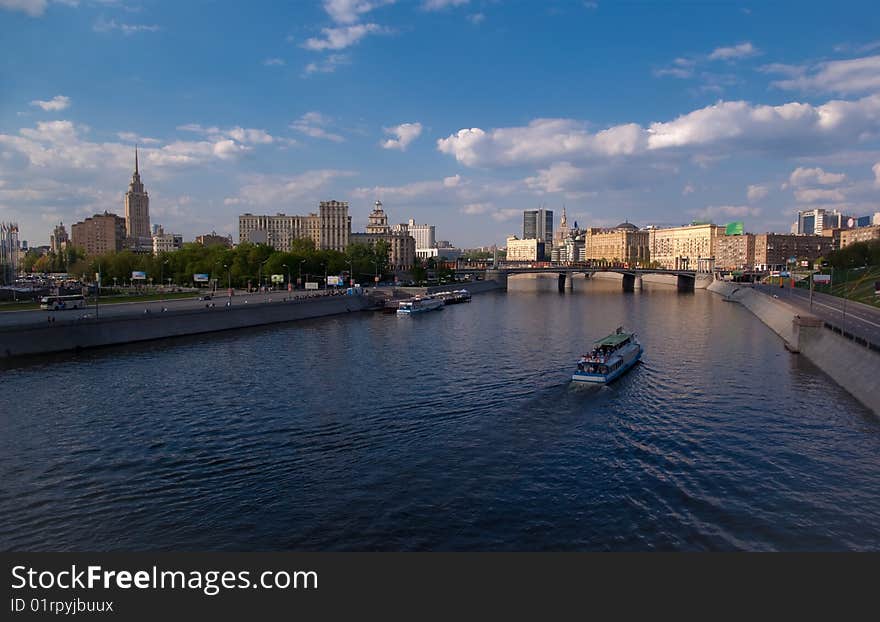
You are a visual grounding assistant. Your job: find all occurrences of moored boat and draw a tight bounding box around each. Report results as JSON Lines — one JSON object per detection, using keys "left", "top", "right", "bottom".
{"left": 572, "top": 327, "right": 642, "bottom": 384}
{"left": 397, "top": 296, "right": 444, "bottom": 314}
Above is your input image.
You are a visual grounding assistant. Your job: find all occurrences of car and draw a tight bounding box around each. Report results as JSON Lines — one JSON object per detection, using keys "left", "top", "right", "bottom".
{"left": 199, "top": 294, "right": 212, "bottom": 301}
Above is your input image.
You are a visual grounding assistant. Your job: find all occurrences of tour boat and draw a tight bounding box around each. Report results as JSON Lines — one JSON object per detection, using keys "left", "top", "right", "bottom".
{"left": 572, "top": 327, "right": 643, "bottom": 384}
{"left": 396, "top": 296, "right": 444, "bottom": 314}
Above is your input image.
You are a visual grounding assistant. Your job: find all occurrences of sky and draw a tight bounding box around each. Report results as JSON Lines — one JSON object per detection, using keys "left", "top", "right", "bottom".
{"left": 2, "top": 0, "right": 880, "bottom": 248}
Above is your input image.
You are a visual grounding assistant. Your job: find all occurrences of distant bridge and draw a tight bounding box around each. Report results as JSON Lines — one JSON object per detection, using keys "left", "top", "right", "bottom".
{"left": 455, "top": 266, "right": 705, "bottom": 292}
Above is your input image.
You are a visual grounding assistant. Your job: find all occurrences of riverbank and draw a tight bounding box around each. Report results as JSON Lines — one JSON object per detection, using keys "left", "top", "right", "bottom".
{"left": 708, "top": 280, "right": 880, "bottom": 416}
{"left": 0, "top": 294, "right": 372, "bottom": 359}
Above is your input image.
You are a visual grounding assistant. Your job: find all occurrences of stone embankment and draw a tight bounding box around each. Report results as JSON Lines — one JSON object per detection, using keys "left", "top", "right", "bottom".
{"left": 708, "top": 280, "right": 880, "bottom": 416}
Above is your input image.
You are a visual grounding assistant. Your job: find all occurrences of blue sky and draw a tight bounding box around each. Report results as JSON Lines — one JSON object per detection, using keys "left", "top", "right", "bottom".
{"left": 2, "top": 0, "right": 880, "bottom": 248}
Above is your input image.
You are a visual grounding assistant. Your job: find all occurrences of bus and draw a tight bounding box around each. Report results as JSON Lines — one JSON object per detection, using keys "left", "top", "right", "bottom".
{"left": 40, "top": 294, "right": 86, "bottom": 310}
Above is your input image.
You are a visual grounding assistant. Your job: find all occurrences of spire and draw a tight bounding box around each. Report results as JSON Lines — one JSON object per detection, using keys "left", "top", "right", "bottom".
{"left": 135, "top": 144, "right": 139, "bottom": 174}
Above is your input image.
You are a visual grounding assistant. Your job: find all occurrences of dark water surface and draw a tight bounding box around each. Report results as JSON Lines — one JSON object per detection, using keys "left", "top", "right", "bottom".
{"left": 1, "top": 276, "right": 879, "bottom": 551}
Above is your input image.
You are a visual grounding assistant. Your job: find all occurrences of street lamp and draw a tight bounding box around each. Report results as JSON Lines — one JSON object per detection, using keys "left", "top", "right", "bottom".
{"left": 223, "top": 263, "right": 232, "bottom": 301}
{"left": 159, "top": 258, "right": 169, "bottom": 304}
{"left": 345, "top": 259, "right": 353, "bottom": 287}
{"left": 282, "top": 264, "right": 290, "bottom": 292}
{"left": 258, "top": 258, "right": 270, "bottom": 300}
{"left": 299, "top": 259, "right": 306, "bottom": 290}
{"left": 322, "top": 263, "right": 327, "bottom": 290}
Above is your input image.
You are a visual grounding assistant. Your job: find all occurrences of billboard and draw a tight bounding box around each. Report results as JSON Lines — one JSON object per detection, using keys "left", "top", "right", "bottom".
{"left": 131, "top": 271, "right": 147, "bottom": 280}
{"left": 305, "top": 282, "right": 319, "bottom": 290}
{"left": 725, "top": 221, "right": 744, "bottom": 235}
{"left": 813, "top": 274, "right": 831, "bottom": 284}
{"left": 193, "top": 273, "right": 210, "bottom": 283}
{"left": 270, "top": 274, "right": 284, "bottom": 283}
{"left": 327, "top": 275, "right": 341, "bottom": 286}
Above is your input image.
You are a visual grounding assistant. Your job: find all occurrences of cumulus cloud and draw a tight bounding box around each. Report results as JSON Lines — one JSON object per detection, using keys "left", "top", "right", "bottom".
{"left": 224, "top": 170, "right": 356, "bottom": 207}
{"left": 177, "top": 124, "right": 274, "bottom": 145}
{"left": 302, "top": 23, "right": 384, "bottom": 51}
{"left": 437, "top": 94, "right": 880, "bottom": 168}
{"left": 290, "top": 112, "right": 345, "bottom": 142}
{"left": 770, "top": 55, "right": 880, "bottom": 95}
{"left": 788, "top": 167, "right": 847, "bottom": 187}
{"left": 30, "top": 95, "right": 70, "bottom": 111}
{"left": 263, "top": 57, "right": 286, "bottom": 66}
{"left": 422, "top": 0, "right": 469, "bottom": 10}
{"left": 0, "top": 0, "right": 48, "bottom": 17}
{"left": 323, "top": 0, "right": 395, "bottom": 24}
{"left": 381, "top": 122, "right": 423, "bottom": 150}
{"left": 793, "top": 188, "right": 847, "bottom": 203}
{"left": 746, "top": 184, "right": 768, "bottom": 201}
{"left": 708, "top": 42, "right": 760, "bottom": 61}
{"left": 116, "top": 132, "right": 160, "bottom": 145}
{"left": 304, "top": 54, "right": 350, "bottom": 75}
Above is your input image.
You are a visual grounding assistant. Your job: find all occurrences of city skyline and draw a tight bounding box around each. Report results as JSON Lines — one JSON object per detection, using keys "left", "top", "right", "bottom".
{"left": 2, "top": 1, "right": 880, "bottom": 247}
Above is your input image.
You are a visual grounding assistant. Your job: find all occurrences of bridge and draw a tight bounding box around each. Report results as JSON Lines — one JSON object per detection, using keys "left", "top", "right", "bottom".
{"left": 456, "top": 266, "right": 704, "bottom": 292}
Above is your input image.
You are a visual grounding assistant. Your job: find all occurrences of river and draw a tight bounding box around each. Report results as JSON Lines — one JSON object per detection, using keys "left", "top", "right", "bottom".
{"left": 1, "top": 274, "right": 878, "bottom": 550}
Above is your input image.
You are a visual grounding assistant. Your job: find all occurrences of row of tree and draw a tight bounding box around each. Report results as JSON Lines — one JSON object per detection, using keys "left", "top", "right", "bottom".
{"left": 31, "top": 239, "right": 395, "bottom": 288}
{"left": 823, "top": 239, "right": 880, "bottom": 270}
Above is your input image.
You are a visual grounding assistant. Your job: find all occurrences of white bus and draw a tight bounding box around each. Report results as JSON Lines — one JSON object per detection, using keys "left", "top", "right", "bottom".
{"left": 40, "top": 294, "right": 86, "bottom": 310}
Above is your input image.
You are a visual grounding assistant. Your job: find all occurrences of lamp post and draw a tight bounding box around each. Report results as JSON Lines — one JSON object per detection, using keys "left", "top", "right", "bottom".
{"left": 159, "top": 258, "right": 169, "bottom": 304}
{"left": 299, "top": 259, "right": 306, "bottom": 290}
{"left": 282, "top": 264, "right": 290, "bottom": 292}
{"left": 322, "top": 263, "right": 327, "bottom": 290}
{"left": 258, "top": 258, "right": 269, "bottom": 300}
{"left": 346, "top": 259, "right": 353, "bottom": 287}
{"left": 223, "top": 263, "right": 231, "bottom": 302}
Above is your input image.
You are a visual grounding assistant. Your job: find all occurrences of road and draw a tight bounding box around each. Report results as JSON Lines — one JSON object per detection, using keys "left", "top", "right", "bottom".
{"left": 752, "top": 282, "right": 880, "bottom": 347}
{"left": 0, "top": 289, "right": 349, "bottom": 330}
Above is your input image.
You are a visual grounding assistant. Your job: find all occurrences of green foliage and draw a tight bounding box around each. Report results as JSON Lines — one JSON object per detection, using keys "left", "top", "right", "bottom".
{"left": 825, "top": 240, "right": 880, "bottom": 270}
{"left": 65, "top": 239, "right": 397, "bottom": 288}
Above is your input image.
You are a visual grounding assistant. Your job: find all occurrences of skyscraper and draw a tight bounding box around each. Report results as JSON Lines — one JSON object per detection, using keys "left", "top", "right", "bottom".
{"left": 523, "top": 208, "right": 553, "bottom": 257}
{"left": 124, "top": 146, "right": 151, "bottom": 241}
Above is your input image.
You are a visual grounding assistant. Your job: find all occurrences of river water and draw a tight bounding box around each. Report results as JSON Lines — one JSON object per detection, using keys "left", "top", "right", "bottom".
{"left": 1, "top": 275, "right": 879, "bottom": 551}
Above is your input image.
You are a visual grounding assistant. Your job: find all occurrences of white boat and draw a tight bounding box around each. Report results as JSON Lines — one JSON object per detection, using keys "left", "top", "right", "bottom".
{"left": 572, "top": 327, "right": 643, "bottom": 384}
{"left": 397, "top": 296, "right": 444, "bottom": 314}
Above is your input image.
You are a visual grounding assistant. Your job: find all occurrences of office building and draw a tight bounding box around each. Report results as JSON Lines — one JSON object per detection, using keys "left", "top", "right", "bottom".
{"left": 0, "top": 222, "right": 19, "bottom": 284}
{"left": 152, "top": 226, "right": 184, "bottom": 254}
{"left": 506, "top": 236, "right": 545, "bottom": 262}
{"left": 523, "top": 208, "right": 554, "bottom": 250}
{"left": 753, "top": 234, "right": 834, "bottom": 270}
{"left": 583, "top": 222, "right": 650, "bottom": 265}
{"left": 393, "top": 219, "right": 436, "bottom": 249}
{"left": 124, "top": 147, "right": 151, "bottom": 242}
{"left": 795, "top": 208, "right": 850, "bottom": 235}
{"left": 647, "top": 223, "right": 724, "bottom": 270}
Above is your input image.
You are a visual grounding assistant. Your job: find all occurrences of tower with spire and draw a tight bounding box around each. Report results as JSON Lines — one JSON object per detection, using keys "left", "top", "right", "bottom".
{"left": 124, "top": 145, "right": 151, "bottom": 242}
{"left": 366, "top": 200, "right": 391, "bottom": 235}
{"left": 554, "top": 206, "right": 571, "bottom": 245}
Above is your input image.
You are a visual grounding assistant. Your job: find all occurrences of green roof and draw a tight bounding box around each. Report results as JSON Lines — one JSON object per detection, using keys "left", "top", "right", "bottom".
{"left": 594, "top": 332, "right": 631, "bottom": 347}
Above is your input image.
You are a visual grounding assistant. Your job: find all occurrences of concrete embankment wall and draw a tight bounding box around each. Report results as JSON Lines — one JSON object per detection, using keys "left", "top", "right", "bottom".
{"left": 708, "top": 280, "right": 880, "bottom": 415}
{"left": 591, "top": 272, "right": 712, "bottom": 289}
{"left": 395, "top": 279, "right": 504, "bottom": 297}
{"left": 0, "top": 295, "right": 371, "bottom": 359}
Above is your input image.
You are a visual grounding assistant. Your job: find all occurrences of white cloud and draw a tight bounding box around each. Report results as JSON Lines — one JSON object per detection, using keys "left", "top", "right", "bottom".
{"left": 682, "top": 183, "right": 695, "bottom": 195}
{"left": 460, "top": 202, "right": 493, "bottom": 215}
{"left": 692, "top": 205, "right": 761, "bottom": 221}
{"left": 304, "top": 54, "right": 350, "bottom": 75}
{"left": 302, "top": 23, "right": 384, "bottom": 51}
{"left": 422, "top": 0, "right": 469, "bottom": 10}
{"left": 30, "top": 95, "right": 70, "bottom": 111}
{"left": 226, "top": 170, "right": 356, "bottom": 206}
{"left": 788, "top": 167, "right": 847, "bottom": 187}
{"left": 116, "top": 132, "right": 160, "bottom": 144}
{"left": 771, "top": 55, "right": 880, "bottom": 95}
{"left": 708, "top": 42, "right": 759, "bottom": 61}
{"left": 654, "top": 67, "right": 694, "bottom": 79}
{"left": 758, "top": 63, "right": 805, "bottom": 78}
{"left": 0, "top": 0, "right": 47, "bottom": 17}
{"left": 323, "top": 0, "right": 395, "bottom": 24}
{"left": 467, "top": 12, "right": 484, "bottom": 24}
{"left": 746, "top": 184, "right": 768, "bottom": 201}
{"left": 177, "top": 124, "right": 275, "bottom": 145}
{"left": 263, "top": 57, "right": 285, "bottom": 66}
{"left": 93, "top": 17, "right": 161, "bottom": 34}
{"left": 381, "top": 122, "right": 423, "bottom": 150}
{"left": 874, "top": 162, "right": 880, "bottom": 186}
{"left": 794, "top": 188, "right": 847, "bottom": 203}
{"left": 290, "top": 112, "right": 345, "bottom": 142}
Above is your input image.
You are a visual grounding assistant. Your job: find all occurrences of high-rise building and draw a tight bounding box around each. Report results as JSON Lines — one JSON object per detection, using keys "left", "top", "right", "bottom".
{"left": 523, "top": 208, "right": 554, "bottom": 250}
{"left": 715, "top": 233, "right": 756, "bottom": 270}
{"left": 840, "top": 225, "right": 880, "bottom": 248}
{"left": 50, "top": 222, "right": 69, "bottom": 254}
{"left": 124, "top": 147, "right": 151, "bottom": 241}
{"left": 393, "top": 218, "right": 436, "bottom": 249}
{"left": 0, "top": 222, "right": 20, "bottom": 284}
{"left": 238, "top": 200, "right": 351, "bottom": 252}
{"left": 71, "top": 212, "right": 127, "bottom": 256}
{"left": 350, "top": 201, "right": 416, "bottom": 272}
{"left": 795, "top": 208, "right": 850, "bottom": 235}
{"left": 553, "top": 207, "right": 571, "bottom": 246}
